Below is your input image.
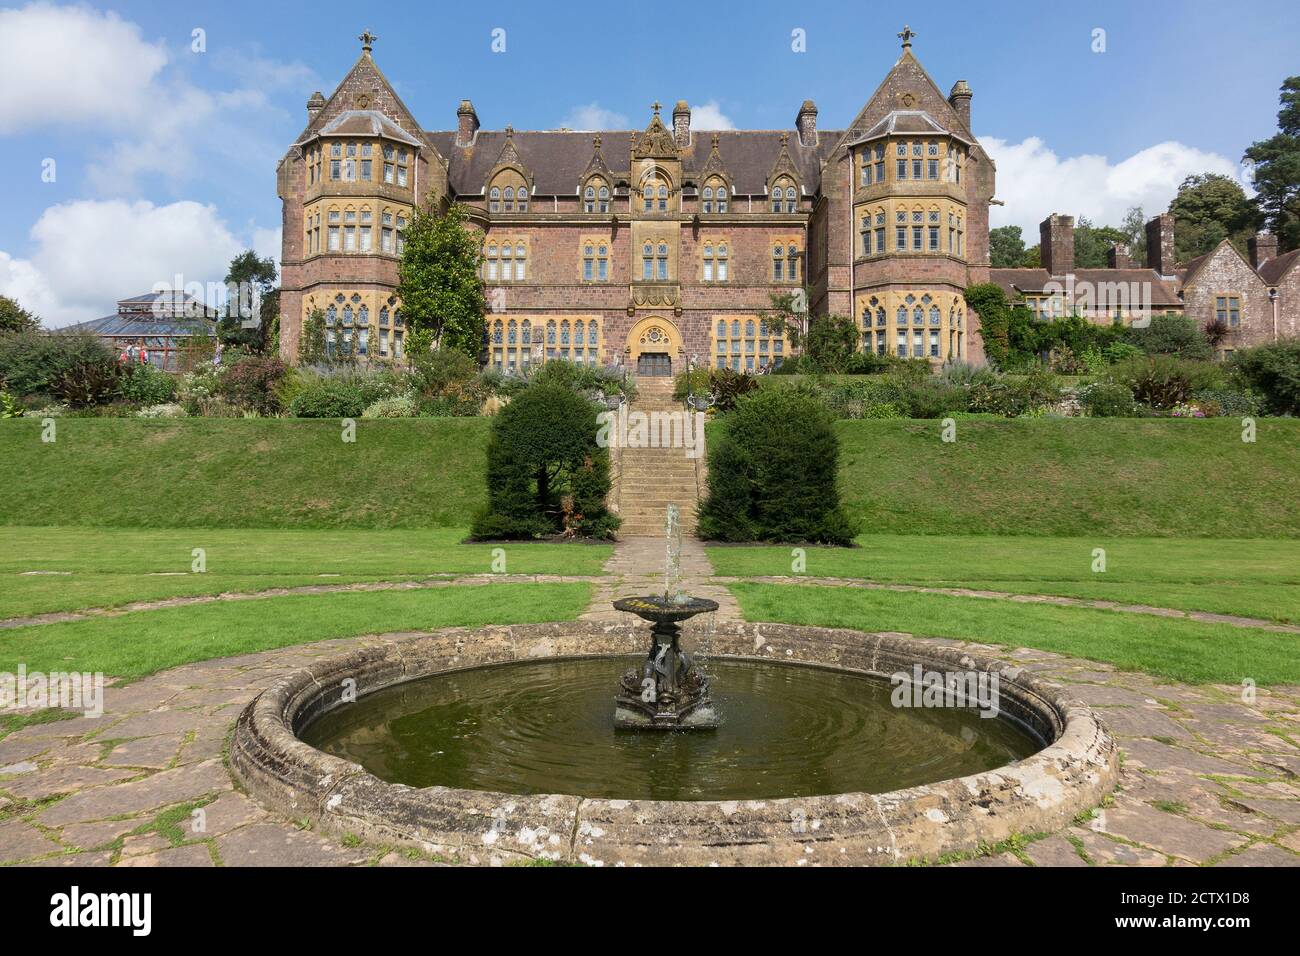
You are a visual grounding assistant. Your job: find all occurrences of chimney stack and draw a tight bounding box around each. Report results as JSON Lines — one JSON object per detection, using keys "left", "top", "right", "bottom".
{"left": 672, "top": 101, "right": 691, "bottom": 147}
{"left": 306, "top": 91, "right": 325, "bottom": 121}
{"left": 795, "top": 100, "right": 818, "bottom": 146}
{"left": 1145, "top": 214, "right": 1176, "bottom": 276}
{"left": 456, "top": 99, "right": 479, "bottom": 147}
{"left": 1248, "top": 231, "right": 1279, "bottom": 270}
{"left": 1040, "top": 214, "right": 1075, "bottom": 276}
{"left": 948, "top": 80, "right": 972, "bottom": 130}
{"left": 1107, "top": 243, "right": 1132, "bottom": 269}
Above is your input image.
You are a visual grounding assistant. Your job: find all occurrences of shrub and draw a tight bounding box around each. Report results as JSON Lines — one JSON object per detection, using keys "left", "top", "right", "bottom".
{"left": 1191, "top": 387, "right": 1263, "bottom": 417}
{"left": 1076, "top": 380, "right": 1137, "bottom": 417}
{"left": 1108, "top": 355, "right": 1223, "bottom": 409}
{"left": 470, "top": 383, "right": 618, "bottom": 540}
{"left": 288, "top": 377, "right": 370, "bottom": 418}
{"left": 218, "top": 354, "right": 288, "bottom": 414}
{"left": 673, "top": 367, "right": 710, "bottom": 401}
{"left": 362, "top": 394, "right": 418, "bottom": 418}
{"left": 136, "top": 403, "right": 187, "bottom": 418}
{"left": 708, "top": 366, "right": 760, "bottom": 412}
{"left": 0, "top": 331, "right": 116, "bottom": 397}
{"left": 1229, "top": 339, "right": 1300, "bottom": 416}
{"left": 119, "top": 363, "right": 176, "bottom": 405}
{"left": 1102, "top": 341, "right": 1143, "bottom": 364}
{"left": 1126, "top": 313, "right": 1213, "bottom": 360}
{"left": 1, "top": 391, "right": 21, "bottom": 418}
{"left": 697, "top": 387, "right": 860, "bottom": 545}
{"left": 410, "top": 346, "right": 477, "bottom": 396}
{"left": 54, "top": 356, "right": 122, "bottom": 408}
{"left": 528, "top": 359, "right": 634, "bottom": 400}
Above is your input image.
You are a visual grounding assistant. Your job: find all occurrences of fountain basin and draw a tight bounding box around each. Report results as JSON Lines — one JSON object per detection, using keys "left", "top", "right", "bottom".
{"left": 230, "top": 620, "right": 1118, "bottom": 866}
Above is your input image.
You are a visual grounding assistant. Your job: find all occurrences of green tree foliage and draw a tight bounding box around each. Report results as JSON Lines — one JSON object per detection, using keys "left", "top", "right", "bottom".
{"left": 1230, "top": 339, "right": 1300, "bottom": 415}
{"left": 988, "top": 226, "right": 1026, "bottom": 267}
{"left": 1021, "top": 245, "right": 1041, "bottom": 267}
{"left": 698, "top": 387, "right": 859, "bottom": 545}
{"left": 1244, "top": 76, "right": 1300, "bottom": 252}
{"left": 761, "top": 288, "right": 811, "bottom": 349}
{"left": 0, "top": 295, "right": 40, "bottom": 333}
{"left": 1167, "top": 174, "right": 1257, "bottom": 262}
{"left": 220, "top": 250, "right": 279, "bottom": 352}
{"left": 470, "top": 383, "right": 617, "bottom": 540}
{"left": 397, "top": 202, "right": 486, "bottom": 358}
{"left": 1073, "top": 217, "right": 1128, "bottom": 268}
{"left": 299, "top": 309, "right": 329, "bottom": 366}
{"left": 1126, "top": 313, "right": 1213, "bottom": 360}
{"left": 1118, "top": 206, "right": 1146, "bottom": 266}
{"left": 803, "top": 313, "right": 862, "bottom": 373}
{"left": 0, "top": 331, "right": 115, "bottom": 397}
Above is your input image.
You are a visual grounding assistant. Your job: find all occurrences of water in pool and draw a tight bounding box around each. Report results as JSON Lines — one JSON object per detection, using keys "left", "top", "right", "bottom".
{"left": 302, "top": 657, "right": 1040, "bottom": 801}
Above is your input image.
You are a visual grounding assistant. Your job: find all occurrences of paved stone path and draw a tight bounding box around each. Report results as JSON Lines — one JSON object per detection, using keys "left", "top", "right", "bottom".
{"left": 2, "top": 536, "right": 1298, "bottom": 867}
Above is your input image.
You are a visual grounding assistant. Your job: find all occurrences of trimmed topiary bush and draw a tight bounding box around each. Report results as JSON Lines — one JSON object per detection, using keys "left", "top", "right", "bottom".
{"left": 470, "top": 383, "right": 618, "bottom": 540}
{"left": 698, "top": 387, "right": 860, "bottom": 545}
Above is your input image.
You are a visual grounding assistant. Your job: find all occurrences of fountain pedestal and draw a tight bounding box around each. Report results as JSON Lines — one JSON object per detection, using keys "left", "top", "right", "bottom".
{"left": 613, "top": 597, "right": 719, "bottom": 730}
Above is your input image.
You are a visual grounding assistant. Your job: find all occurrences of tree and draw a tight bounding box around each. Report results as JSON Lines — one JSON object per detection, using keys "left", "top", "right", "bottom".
{"left": 1021, "top": 245, "right": 1041, "bottom": 268}
{"left": 397, "top": 202, "right": 486, "bottom": 358}
{"left": 1073, "top": 217, "right": 1127, "bottom": 268}
{"left": 988, "top": 226, "right": 1026, "bottom": 267}
{"left": 0, "top": 295, "right": 40, "bottom": 334}
{"left": 299, "top": 309, "right": 329, "bottom": 366}
{"left": 762, "top": 288, "right": 811, "bottom": 349}
{"left": 470, "top": 383, "right": 617, "bottom": 539}
{"left": 1244, "top": 76, "right": 1300, "bottom": 252}
{"left": 220, "top": 250, "right": 279, "bottom": 352}
{"left": 1118, "top": 206, "right": 1146, "bottom": 266}
{"left": 1167, "top": 173, "right": 1256, "bottom": 262}
{"left": 803, "top": 314, "right": 862, "bottom": 373}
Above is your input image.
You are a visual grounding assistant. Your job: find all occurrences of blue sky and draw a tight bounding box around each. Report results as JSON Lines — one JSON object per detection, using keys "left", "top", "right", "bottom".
{"left": 2, "top": 0, "right": 1298, "bottom": 324}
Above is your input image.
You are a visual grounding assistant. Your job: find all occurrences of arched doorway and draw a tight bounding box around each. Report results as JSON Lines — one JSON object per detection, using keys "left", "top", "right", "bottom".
{"left": 625, "top": 315, "right": 682, "bottom": 377}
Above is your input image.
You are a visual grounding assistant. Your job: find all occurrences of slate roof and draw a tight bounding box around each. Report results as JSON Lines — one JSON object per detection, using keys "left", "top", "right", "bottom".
{"left": 298, "top": 109, "right": 422, "bottom": 147}
{"left": 423, "top": 128, "right": 842, "bottom": 197}
{"left": 1259, "top": 247, "right": 1300, "bottom": 285}
{"left": 989, "top": 268, "right": 1182, "bottom": 307}
{"left": 849, "top": 109, "right": 973, "bottom": 146}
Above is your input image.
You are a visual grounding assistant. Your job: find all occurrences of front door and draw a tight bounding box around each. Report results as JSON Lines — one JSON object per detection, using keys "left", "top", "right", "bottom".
{"left": 637, "top": 352, "right": 672, "bottom": 377}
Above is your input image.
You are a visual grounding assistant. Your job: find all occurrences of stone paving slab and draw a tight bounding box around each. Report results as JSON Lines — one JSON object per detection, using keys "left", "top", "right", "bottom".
{"left": 1, "top": 535, "right": 1297, "bottom": 867}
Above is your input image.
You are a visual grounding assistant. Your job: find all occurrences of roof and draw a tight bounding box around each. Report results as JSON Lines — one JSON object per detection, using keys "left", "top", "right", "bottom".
{"left": 423, "top": 128, "right": 842, "bottom": 196}
{"left": 297, "top": 109, "right": 422, "bottom": 147}
{"left": 1259, "top": 247, "right": 1300, "bottom": 285}
{"left": 849, "top": 109, "right": 972, "bottom": 146}
{"left": 57, "top": 314, "right": 216, "bottom": 338}
{"left": 989, "top": 268, "right": 1182, "bottom": 307}
{"left": 116, "top": 291, "right": 205, "bottom": 309}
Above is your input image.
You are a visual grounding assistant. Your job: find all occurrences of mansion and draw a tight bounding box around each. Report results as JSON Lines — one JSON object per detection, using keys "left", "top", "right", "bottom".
{"left": 277, "top": 31, "right": 1298, "bottom": 373}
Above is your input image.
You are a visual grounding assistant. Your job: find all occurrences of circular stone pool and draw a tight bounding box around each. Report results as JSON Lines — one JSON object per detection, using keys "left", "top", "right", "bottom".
{"left": 231, "top": 620, "right": 1118, "bottom": 866}
{"left": 301, "top": 657, "right": 1040, "bottom": 801}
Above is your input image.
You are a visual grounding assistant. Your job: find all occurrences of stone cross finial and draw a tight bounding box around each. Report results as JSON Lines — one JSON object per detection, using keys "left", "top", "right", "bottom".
{"left": 505, "top": 124, "right": 514, "bottom": 137}
{"left": 358, "top": 30, "right": 378, "bottom": 53}
{"left": 897, "top": 25, "right": 916, "bottom": 49}
{"left": 593, "top": 134, "right": 601, "bottom": 149}
{"left": 651, "top": 101, "right": 662, "bottom": 116}
{"left": 711, "top": 132, "right": 719, "bottom": 149}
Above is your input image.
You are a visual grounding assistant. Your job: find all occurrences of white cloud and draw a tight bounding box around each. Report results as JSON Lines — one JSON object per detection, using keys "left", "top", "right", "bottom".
{"left": 981, "top": 135, "right": 1245, "bottom": 238}
{"left": 690, "top": 101, "right": 735, "bottom": 130}
{"left": 252, "top": 226, "right": 282, "bottom": 269}
{"left": 0, "top": 200, "right": 245, "bottom": 327}
{"left": 0, "top": 2, "right": 168, "bottom": 134}
{"left": 559, "top": 103, "right": 630, "bottom": 131}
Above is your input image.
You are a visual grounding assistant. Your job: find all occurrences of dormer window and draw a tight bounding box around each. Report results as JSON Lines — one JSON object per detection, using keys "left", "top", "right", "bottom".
{"left": 703, "top": 177, "right": 728, "bottom": 213}
{"left": 770, "top": 177, "right": 797, "bottom": 213}
{"left": 584, "top": 178, "right": 610, "bottom": 213}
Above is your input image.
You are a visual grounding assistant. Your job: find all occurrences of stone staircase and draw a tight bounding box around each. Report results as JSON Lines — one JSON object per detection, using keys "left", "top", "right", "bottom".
{"left": 614, "top": 375, "right": 703, "bottom": 538}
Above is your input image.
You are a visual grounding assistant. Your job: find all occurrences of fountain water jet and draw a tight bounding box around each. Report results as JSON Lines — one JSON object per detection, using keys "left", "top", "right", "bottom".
{"left": 613, "top": 505, "right": 719, "bottom": 729}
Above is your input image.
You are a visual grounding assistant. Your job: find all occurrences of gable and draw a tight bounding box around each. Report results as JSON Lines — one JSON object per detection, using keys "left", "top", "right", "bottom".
{"left": 832, "top": 49, "right": 973, "bottom": 158}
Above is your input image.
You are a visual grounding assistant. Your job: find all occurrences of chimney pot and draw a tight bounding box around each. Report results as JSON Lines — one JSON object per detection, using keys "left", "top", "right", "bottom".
{"left": 1248, "top": 231, "right": 1279, "bottom": 270}
{"left": 456, "top": 99, "right": 479, "bottom": 147}
{"left": 306, "top": 91, "right": 326, "bottom": 121}
{"left": 672, "top": 100, "right": 691, "bottom": 147}
{"left": 948, "top": 80, "right": 972, "bottom": 130}
{"left": 1040, "top": 213, "right": 1074, "bottom": 276}
{"left": 795, "top": 100, "right": 818, "bottom": 147}
{"left": 1145, "top": 214, "right": 1176, "bottom": 276}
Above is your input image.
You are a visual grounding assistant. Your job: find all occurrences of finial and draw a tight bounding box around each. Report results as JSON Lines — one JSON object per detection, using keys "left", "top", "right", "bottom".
{"left": 358, "top": 29, "right": 378, "bottom": 53}
{"left": 897, "top": 25, "right": 915, "bottom": 49}
{"left": 593, "top": 134, "right": 602, "bottom": 149}
{"left": 505, "top": 124, "right": 514, "bottom": 138}
{"left": 651, "top": 100, "right": 662, "bottom": 116}
{"left": 779, "top": 131, "right": 789, "bottom": 147}
{"left": 711, "top": 132, "right": 719, "bottom": 149}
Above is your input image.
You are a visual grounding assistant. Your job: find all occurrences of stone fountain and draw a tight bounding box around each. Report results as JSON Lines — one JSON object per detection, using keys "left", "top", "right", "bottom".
{"left": 613, "top": 505, "right": 719, "bottom": 729}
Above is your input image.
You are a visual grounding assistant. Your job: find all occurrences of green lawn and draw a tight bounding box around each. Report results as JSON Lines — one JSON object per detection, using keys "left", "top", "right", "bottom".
{"left": 0, "top": 418, "right": 491, "bottom": 528}
{"left": 830, "top": 418, "right": 1300, "bottom": 537}
{"left": 0, "top": 527, "right": 611, "bottom": 619}
{"left": 0, "top": 582, "right": 592, "bottom": 680}
{"left": 729, "top": 583, "right": 1300, "bottom": 686}
{"left": 707, "top": 535, "right": 1300, "bottom": 623}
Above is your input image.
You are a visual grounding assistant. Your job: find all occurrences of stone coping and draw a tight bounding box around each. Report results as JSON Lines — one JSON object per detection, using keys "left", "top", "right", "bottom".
{"left": 230, "top": 620, "right": 1118, "bottom": 866}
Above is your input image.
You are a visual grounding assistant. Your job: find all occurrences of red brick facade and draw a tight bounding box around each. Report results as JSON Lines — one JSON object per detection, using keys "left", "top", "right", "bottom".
{"left": 278, "top": 37, "right": 998, "bottom": 371}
